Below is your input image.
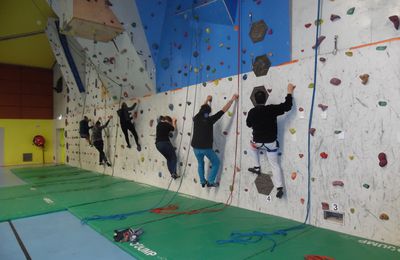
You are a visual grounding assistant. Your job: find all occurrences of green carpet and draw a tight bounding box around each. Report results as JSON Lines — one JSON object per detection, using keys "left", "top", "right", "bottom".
{"left": 0, "top": 165, "right": 397, "bottom": 259}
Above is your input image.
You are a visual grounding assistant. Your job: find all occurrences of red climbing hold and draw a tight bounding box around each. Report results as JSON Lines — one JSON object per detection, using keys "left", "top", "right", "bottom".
{"left": 330, "top": 78, "right": 341, "bottom": 86}
{"left": 332, "top": 180, "right": 344, "bottom": 187}
{"left": 330, "top": 14, "right": 341, "bottom": 22}
{"left": 299, "top": 154, "right": 304, "bottom": 158}
{"left": 305, "top": 23, "right": 312, "bottom": 28}
{"left": 378, "top": 152, "right": 387, "bottom": 167}
{"left": 320, "top": 152, "right": 328, "bottom": 159}
{"left": 304, "top": 255, "right": 334, "bottom": 260}
{"left": 321, "top": 202, "right": 329, "bottom": 210}
{"left": 318, "top": 104, "right": 328, "bottom": 111}
{"left": 309, "top": 128, "right": 316, "bottom": 136}
{"left": 389, "top": 15, "right": 399, "bottom": 30}
{"left": 312, "top": 36, "right": 326, "bottom": 49}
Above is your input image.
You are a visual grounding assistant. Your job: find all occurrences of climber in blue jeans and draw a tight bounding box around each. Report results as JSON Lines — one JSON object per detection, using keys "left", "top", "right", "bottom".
{"left": 191, "top": 94, "right": 239, "bottom": 188}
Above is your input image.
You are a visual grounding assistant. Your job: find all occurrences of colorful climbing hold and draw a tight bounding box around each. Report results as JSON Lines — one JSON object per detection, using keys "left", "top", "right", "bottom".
{"left": 359, "top": 74, "right": 369, "bottom": 85}
{"left": 205, "top": 27, "right": 211, "bottom": 34}
{"left": 223, "top": 131, "right": 228, "bottom": 135}
{"left": 319, "top": 57, "right": 326, "bottom": 62}
{"left": 318, "top": 104, "right": 328, "bottom": 111}
{"left": 330, "top": 14, "right": 341, "bottom": 22}
{"left": 345, "top": 51, "right": 353, "bottom": 57}
{"left": 379, "top": 213, "right": 389, "bottom": 220}
{"left": 389, "top": 15, "right": 399, "bottom": 30}
{"left": 350, "top": 208, "right": 355, "bottom": 214}
{"left": 378, "top": 152, "right": 387, "bottom": 167}
{"left": 376, "top": 46, "right": 387, "bottom": 51}
{"left": 330, "top": 78, "right": 341, "bottom": 86}
{"left": 299, "top": 154, "right": 304, "bottom": 158}
{"left": 308, "top": 83, "right": 314, "bottom": 89}
{"left": 378, "top": 101, "right": 387, "bottom": 107}
{"left": 300, "top": 198, "right": 305, "bottom": 204}
{"left": 289, "top": 128, "right": 296, "bottom": 134}
{"left": 347, "top": 7, "right": 355, "bottom": 15}
{"left": 363, "top": 183, "right": 370, "bottom": 189}
{"left": 314, "top": 19, "right": 324, "bottom": 26}
{"left": 312, "top": 36, "right": 326, "bottom": 49}
{"left": 320, "top": 152, "right": 328, "bottom": 159}
{"left": 309, "top": 128, "right": 316, "bottom": 136}
{"left": 242, "top": 74, "right": 248, "bottom": 80}
{"left": 291, "top": 172, "right": 297, "bottom": 180}
{"left": 299, "top": 107, "right": 304, "bottom": 112}
{"left": 349, "top": 155, "right": 355, "bottom": 160}
{"left": 321, "top": 202, "right": 329, "bottom": 210}
{"left": 168, "top": 104, "right": 174, "bottom": 111}
{"left": 158, "top": 172, "right": 162, "bottom": 178}
{"left": 304, "top": 23, "right": 312, "bottom": 28}
{"left": 332, "top": 180, "right": 344, "bottom": 187}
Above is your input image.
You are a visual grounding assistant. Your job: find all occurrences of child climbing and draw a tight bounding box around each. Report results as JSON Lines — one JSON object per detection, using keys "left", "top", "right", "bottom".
{"left": 117, "top": 101, "right": 141, "bottom": 151}
{"left": 79, "top": 116, "right": 92, "bottom": 145}
{"left": 191, "top": 94, "right": 239, "bottom": 188}
{"left": 155, "top": 116, "right": 179, "bottom": 179}
{"left": 92, "top": 118, "right": 112, "bottom": 167}
{"left": 246, "top": 83, "right": 296, "bottom": 199}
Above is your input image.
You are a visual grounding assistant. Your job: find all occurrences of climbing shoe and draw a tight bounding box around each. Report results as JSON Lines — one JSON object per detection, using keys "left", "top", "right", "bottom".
{"left": 276, "top": 187, "right": 284, "bottom": 199}
{"left": 171, "top": 173, "right": 180, "bottom": 179}
{"left": 137, "top": 145, "right": 142, "bottom": 152}
{"left": 248, "top": 167, "right": 261, "bottom": 175}
{"left": 201, "top": 181, "right": 208, "bottom": 188}
{"left": 207, "top": 182, "right": 220, "bottom": 188}
{"left": 106, "top": 162, "right": 112, "bottom": 167}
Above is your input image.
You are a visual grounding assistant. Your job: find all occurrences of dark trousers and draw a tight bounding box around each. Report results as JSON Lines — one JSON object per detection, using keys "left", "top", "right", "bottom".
{"left": 121, "top": 122, "right": 139, "bottom": 147}
{"left": 93, "top": 140, "right": 107, "bottom": 163}
{"left": 156, "top": 141, "right": 177, "bottom": 175}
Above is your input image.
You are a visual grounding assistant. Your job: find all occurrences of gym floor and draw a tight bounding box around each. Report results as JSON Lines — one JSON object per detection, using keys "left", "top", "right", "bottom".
{"left": 0, "top": 165, "right": 398, "bottom": 259}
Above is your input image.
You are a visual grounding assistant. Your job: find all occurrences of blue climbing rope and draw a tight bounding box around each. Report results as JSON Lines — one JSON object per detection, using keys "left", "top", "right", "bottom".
{"left": 216, "top": 0, "right": 322, "bottom": 252}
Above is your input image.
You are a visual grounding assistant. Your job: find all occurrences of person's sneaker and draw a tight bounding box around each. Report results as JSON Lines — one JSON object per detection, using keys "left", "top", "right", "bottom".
{"left": 207, "top": 182, "right": 220, "bottom": 188}
{"left": 137, "top": 145, "right": 142, "bottom": 152}
{"left": 276, "top": 187, "right": 284, "bottom": 199}
{"left": 248, "top": 167, "right": 261, "bottom": 175}
{"left": 201, "top": 181, "right": 208, "bottom": 188}
{"left": 99, "top": 162, "right": 104, "bottom": 166}
{"left": 171, "top": 173, "right": 180, "bottom": 179}
{"left": 127, "top": 144, "right": 131, "bottom": 149}
{"left": 106, "top": 162, "right": 112, "bottom": 167}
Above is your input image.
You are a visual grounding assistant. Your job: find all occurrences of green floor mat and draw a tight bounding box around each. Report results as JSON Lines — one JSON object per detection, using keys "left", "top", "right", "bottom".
{"left": 3, "top": 165, "right": 399, "bottom": 260}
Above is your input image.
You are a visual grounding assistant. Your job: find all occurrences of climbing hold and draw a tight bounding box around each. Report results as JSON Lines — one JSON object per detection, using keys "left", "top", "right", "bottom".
{"left": 299, "top": 154, "right": 304, "bottom": 158}
{"left": 349, "top": 155, "right": 355, "bottom": 160}
{"left": 309, "top": 128, "right": 316, "bottom": 136}
{"left": 332, "top": 180, "right": 344, "bottom": 187}
{"left": 193, "top": 51, "right": 199, "bottom": 58}
{"left": 140, "top": 157, "right": 145, "bottom": 162}
{"left": 149, "top": 119, "right": 154, "bottom": 127}
{"left": 252, "top": 54, "right": 271, "bottom": 77}
{"left": 350, "top": 208, "right": 355, "bottom": 214}
{"left": 168, "top": 104, "right": 174, "bottom": 111}
{"left": 359, "top": 74, "right": 369, "bottom": 85}
{"left": 376, "top": 46, "right": 387, "bottom": 51}
{"left": 330, "top": 14, "right": 341, "bottom": 22}
{"left": 319, "top": 57, "right": 326, "bottom": 62}
{"left": 242, "top": 74, "right": 248, "bottom": 80}
{"left": 389, "top": 15, "right": 399, "bottom": 30}
{"left": 123, "top": 92, "right": 128, "bottom": 98}
{"left": 223, "top": 131, "right": 228, "bottom": 135}
{"left": 318, "top": 104, "right": 328, "bottom": 111}
{"left": 131, "top": 22, "right": 136, "bottom": 28}
{"left": 308, "top": 83, "right": 314, "bottom": 88}
{"left": 161, "top": 58, "right": 169, "bottom": 70}
{"left": 249, "top": 20, "right": 268, "bottom": 43}
{"left": 299, "top": 107, "right": 304, "bottom": 112}
{"left": 243, "top": 112, "right": 247, "bottom": 116}
{"left": 304, "top": 23, "right": 312, "bottom": 28}
{"left": 345, "top": 51, "right": 353, "bottom": 57}
{"left": 312, "top": 36, "right": 326, "bottom": 49}
{"left": 347, "top": 7, "right": 355, "bottom": 15}
{"left": 205, "top": 27, "right": 211, "bottom": 34}
{"left": 289, "top": 128, "right": 296, "bottom": 134}
{"left": 321, "top": 202, "right": 329, "bottom": 210}
{"left": 379, "top": 213, "right": 389, "bottom": 220}
{"left": 244, "top": 188, "right": 248, "bottom": 192}
{"left": 378, "top": 101, "right": 387, "bottom": 107}
{"left": 320, "top": 152, "right": 328, "bottom": 159}
{"left": 378, "top": 152, "right": 387, "bottom": 167}
{"left": 330, "top": 78, "right": 341, "bottom": 86}
{"left": 291, "top": 172, "right": 297, "bottom": 180}
{"left": 334, "top": 130, "right": 342, "bottom": 134}
{"left": 158, "top": 172, "right": 162, "bottom": 178}
{"left": 314, "top": 19, "right": 324, "bottom": 26}
{"left": 229, "top": 185, "right": 234, "bottom": 191}
{"left": 363, "top": 184, "right": 370, "bottom": 189}
{"left": 193, "top": 178, "right": 197, "bottom": 184}
{"left": 228, "top": 111, "right": 233, "bottom": 117}
{"left": 152, "top": 43, "right": 159, "bottom": 50}
{"left": 311, "top": 177, "right": 315, "bottom": 182}
{"left": 300, "top": 198, "right": 305, "bottom": 204}
{"left": 304, "top": 255, "right": 334, "bottom": 260}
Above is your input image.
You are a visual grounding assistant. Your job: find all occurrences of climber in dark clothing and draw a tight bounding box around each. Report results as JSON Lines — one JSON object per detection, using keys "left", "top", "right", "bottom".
{"left": 246, "top": 83, "right": 296, "bottom": 199}
{"left": 191, "top": 94, "right": 239, "bottom": 188}
{"left": 155, "top": 116, "right": 179, "bottom": 179}
{"left": 117, "top": 102, "right": 141, "bottom": 151}
{"left": 79, "top": 116, "right": 92, "bottom": 145}
{"left": 92, "top": 118, "right": 111, "bottom": 167}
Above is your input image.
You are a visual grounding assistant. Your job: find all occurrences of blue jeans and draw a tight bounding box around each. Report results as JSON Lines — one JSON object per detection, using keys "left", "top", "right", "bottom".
{"left": 156, "top": 141, "right": 177, "bottom": 175}
{"left": 193, "top": 148, "right": 220, "bottom": 185}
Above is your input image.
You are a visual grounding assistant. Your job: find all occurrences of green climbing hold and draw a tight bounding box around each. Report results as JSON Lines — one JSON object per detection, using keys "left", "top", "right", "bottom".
{"left": 350, "top": 208, "right": 355, "bottom": 214}
{"left": 112, "top": 95, "right": 118, "bottom": 100}
{"left": 314, "top": 19, "right": 324, "bottom": 26}
{"left": 347, "top": 7, "right": 355, "bottom": 15}
{"left": 228, "top": 77, "right": 233, "bottom": 81}
{"left": 378, "top": 101, "right": 387, "bottom": 106}
{"left": 376, "top": 46, "right": 387, "bottom": 51}
{"left": 228, "top": 111, "right": 233, "bottom": 117}
{"left": 202, "top": 82, "right": 207, "bottom": 87}
{"left": 308, "top": 83, "right": 314, "bottom": 89}
{"left": 334, "top": 130, "right": 342, "bottom": 134}
{"left": 363, "top": 184, "right": 370, "bottom": 189}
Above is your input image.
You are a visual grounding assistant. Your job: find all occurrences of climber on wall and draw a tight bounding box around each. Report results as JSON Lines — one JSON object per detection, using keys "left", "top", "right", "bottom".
{"left": 191, "top": 94, "right": 239, "bottom": 188}
{"left": 117, "top": 101, "right": 141, "bottom": 151}
{"left": 92, "top": 117, "right": 112, "bottom": 167}
{"left": 246, "top": 83, "right": 296, "bottom": 199}
{"left": 79, "top": 116, "right": 93, "bottom": 145}
{"left": 155, "top": 115, "right": 179, "bottom": 179}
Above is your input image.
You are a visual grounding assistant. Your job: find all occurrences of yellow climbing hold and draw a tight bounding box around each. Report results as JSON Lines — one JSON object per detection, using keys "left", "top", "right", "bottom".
{"left": 349, "top": 155, "right": 355, "bottom": 160}
{"left": 141, "top": 157, "right": 145, "bottom": 163}
{"left": 345, "top": 51, "right": 353, "bottom": 57}
{"left": 228, "top": 111, "right": 233, "bottom": 117}
{"left": 213, "top": 79, "right": 220, "bottom": 86}
{"left": 308, "top": 83, "right": 314, "bottom": 89}
{"left": 289, "top": 128, "right": 296, "bottom": 134}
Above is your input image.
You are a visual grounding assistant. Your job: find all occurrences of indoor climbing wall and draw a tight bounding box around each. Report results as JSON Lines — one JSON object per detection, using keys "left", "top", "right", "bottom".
{"left": 47, "top": 0, "right": 400, "bottom": 247}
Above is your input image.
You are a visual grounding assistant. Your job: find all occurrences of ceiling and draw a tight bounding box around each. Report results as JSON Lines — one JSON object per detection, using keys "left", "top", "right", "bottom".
{"left": 0, "top": 0, "right": 56, "bottom": 69}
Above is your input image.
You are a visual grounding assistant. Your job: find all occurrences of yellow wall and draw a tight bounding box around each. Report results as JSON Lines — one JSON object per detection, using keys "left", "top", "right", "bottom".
{"left": 0, "top": 119, "right": 54, "bottom": 166}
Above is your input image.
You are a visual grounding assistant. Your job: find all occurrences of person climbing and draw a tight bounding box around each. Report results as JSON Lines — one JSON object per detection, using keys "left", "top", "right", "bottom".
{"left": 246, "top": 83, "right": 296, "bottom": 199}
{"left": 155, "top": 116, "right": 179, "bottom": 179}
{"left": 92, "top": 117, "right": 112, "bottom": 167}
{"left": 79, "top": 116, "right": 92, "bottom": 145}
{"left": 117, "top": 101, "right": 141, "bottom": 151}
{"left": 191, "top": 94, "right": 239, "bottom": 188}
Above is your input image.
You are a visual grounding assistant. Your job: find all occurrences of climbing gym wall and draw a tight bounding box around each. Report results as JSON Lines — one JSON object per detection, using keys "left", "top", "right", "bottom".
{"left": 46, "top": 0, "right": 400, "bottom": 246}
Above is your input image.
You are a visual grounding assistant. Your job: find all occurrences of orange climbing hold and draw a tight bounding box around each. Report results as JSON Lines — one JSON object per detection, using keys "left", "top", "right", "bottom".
{"left": 304, "top": 255, "right": 335, "bottom": 260}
